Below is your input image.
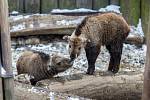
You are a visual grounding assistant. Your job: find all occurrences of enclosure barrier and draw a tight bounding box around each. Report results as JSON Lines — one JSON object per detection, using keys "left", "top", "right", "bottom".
{"left": 0, "top": 0, "right": 14, "bottom": 100}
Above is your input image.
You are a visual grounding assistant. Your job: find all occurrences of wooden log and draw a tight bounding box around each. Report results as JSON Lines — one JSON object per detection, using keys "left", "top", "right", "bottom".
{"left": 15, "top": 72, "right": 143, "bottom": 100}
{"left": 45, "top": 72, "right": 143, "bottom": 100}
{"left": 14, "top": 82, "right": 88, "bottom": 100}
{"left": 76, "top": 0, "right": 93, "bottom": 9}
{"left": 41, "top": 0, "right": 58, "bottom": 13}
{"left": 0, "top": 0, "right": 14, "bottom": 99}
{"left": 125, "top": 35, "right": 145, "bottom": 45}
{"left": 120, "top": 0, "right": 140, "bottom": 26}
{"left": 10, "top": 27, "right": 75, "bottom": 37}
{"left": 8, "top": 0, "right": 19, "bottom": 13}
{"left": 141, "top": 0, "right": 150, "bottom": 36}
{"left": 93, "top": 0, "right": 109, "bottom": 10}
{"left": 59, "top": 0, "right": 76, "bottom": 9}
{"left": 25, "top": 0, "right": 40, "bottom": 13}
{"left": 142, "top": 8, "right": 150, "bottom": 100}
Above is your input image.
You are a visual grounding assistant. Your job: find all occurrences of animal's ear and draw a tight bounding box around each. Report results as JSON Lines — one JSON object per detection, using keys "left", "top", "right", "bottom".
{"left": 81, "top": 38, "right": 90, "bottom": 43}
{"left": 63, "top": 35, "right": 70, "bottom": 41}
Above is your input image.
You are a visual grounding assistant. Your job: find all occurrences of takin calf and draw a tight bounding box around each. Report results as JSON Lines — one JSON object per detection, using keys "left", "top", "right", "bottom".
{"left": 64, "top": 12, "right": 130, "bottom": 75}
{"left": 16, "top": 50, "right": 73, "bottom": 85}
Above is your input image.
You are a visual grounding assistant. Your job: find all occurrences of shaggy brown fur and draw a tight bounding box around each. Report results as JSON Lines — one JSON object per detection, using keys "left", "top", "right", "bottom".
{"left": 16, "top": 50, "right": 73, "bottom": 85}
{"left": 64, "top": 12, "right": 130, "bottom": 75}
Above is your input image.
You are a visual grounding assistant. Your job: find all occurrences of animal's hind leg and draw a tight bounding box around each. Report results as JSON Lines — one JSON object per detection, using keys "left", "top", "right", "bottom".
{"left": 106, "top": 43, "right": 123, "bottom": 73}
{"left": 85, "top": 44, "right": 100, "bottom": 75}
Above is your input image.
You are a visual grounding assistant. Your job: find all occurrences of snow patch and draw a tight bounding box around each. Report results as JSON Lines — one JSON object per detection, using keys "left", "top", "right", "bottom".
{"left": 1, "top": 67, "right": 6, "bottom": 75}
{"left": 49, "top": 92, "right": 55, "bottom": 100}
{"left": 130, "top": 19, "right": 144, "bottom": 37}
{"left": 10, "top": 23, "right": 26, "bottom": 32}
{"left": 99, "top": 5, "right": 121, "bottom": 13}
{"left": 56, "top": 17, "right": 85, "bottom": 26}
{"left": 10, "top": 11, "right": 19, "bottom": 15}
{"left": 51, "top": 8, "right": 97, "bottom": 13}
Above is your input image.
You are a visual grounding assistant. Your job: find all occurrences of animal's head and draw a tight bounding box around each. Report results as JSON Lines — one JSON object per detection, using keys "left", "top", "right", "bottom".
{"left": 50, "top": 54, "right": 73, "bottom": 72}
{"left": 63, "top": 35, "right": 88, "bottom": 61}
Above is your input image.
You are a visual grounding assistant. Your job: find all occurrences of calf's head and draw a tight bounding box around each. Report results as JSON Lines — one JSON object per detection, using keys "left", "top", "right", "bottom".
{"left": 50, "top": 54, "right": 73, "bottom": 72}
{"left": 63, "top": 35, "right": 88, "bottom": 61}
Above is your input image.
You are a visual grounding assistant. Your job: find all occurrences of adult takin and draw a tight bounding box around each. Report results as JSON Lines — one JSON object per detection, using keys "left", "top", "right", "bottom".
{"left": 16, "top": 50, "right": 73, "bottom": 85}
{"left": 63, "top": 12, "right": 130, "bottom": 75}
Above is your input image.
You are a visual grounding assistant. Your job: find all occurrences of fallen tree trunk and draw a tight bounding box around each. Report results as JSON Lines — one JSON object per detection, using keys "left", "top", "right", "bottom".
{"left": 14, "top": 81, "right": 89, "bottom": 100}
{"left": 47, "top": 72, "right": 143, "bottom": 100}
{"left": 14, "top": 72, "right": 143, "bottom": 100}
{"left": 10, "top": 26, "right": 75, "bottom": 37}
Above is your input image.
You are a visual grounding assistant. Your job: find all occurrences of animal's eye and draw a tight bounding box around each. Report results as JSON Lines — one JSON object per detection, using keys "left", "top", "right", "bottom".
{"left": 69, "top": 45, "right": 71, "bottom": 48}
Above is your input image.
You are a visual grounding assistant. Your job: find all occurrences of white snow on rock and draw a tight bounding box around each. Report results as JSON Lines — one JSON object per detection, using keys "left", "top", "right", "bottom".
{"left": 56, "top": 17, "right": 85, "bottom": 26}
{"left": 10, "top": 23, "right": 26, "bottom": 32}
{"left": 129, "top": 19, "right": 144, "bottom": 37}
{"left": 9, "top": 14, "right": 47, "bottom": 22}
{"left": 1, "top": 67, "right": 6, "bottom": 75}
{"left": 99, "top": 5, "right": 121, "bottom": 14}
{"left": 10, "top": 11, "right": 19, "bottom": 15}
{"left": 51, "top": 8, "right": 97, "bottom": 13}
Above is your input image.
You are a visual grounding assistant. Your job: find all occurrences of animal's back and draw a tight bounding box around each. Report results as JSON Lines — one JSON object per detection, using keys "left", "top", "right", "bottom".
{"left": 79, "top": 13, "right": 130, "bottom": 45}
{"left": 16, "top": 51, "right": 33, "bottom": 74}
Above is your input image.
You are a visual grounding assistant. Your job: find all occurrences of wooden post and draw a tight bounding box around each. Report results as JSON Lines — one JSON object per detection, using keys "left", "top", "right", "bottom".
{"left": 142, "top": 9, "right": 150, "bottom": 100}
{"left": 0, "top": 0, "right": 14, "bottom": 100}
{"left": 76, "top": 0, "right": 93, "bottom": 9}
{"left": 41, "top": 0, "right": 58, "bottom": 13}
{"left": 25, "top": 0, "right": 40, "bottom": 13}
{"left": 8, "top": 0, "right": 19, "bottom": 13}
{"left": 110, "top": 0, "right": 119, "bottom": 5}
{"left": 120, "top": 0, "right": 140, "bottom": 26}
{"left": 141, "top": 0, "right": 150, "bottom": 36}
{"left": 93, "top": 0, "right": 109, "bottom": 10}
{"left": 18, "top": 0, "right": 25, "bottom": 13}
{"left": 0, "top": 40, "right": 3, "bottom": 100}
{"left": 59, "top": 0, "right": 76, "bottom": 9}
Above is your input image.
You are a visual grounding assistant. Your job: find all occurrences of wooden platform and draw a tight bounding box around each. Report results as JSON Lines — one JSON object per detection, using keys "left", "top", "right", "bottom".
{"left": 9, "top": 14, "right": 81, "bottom": 37}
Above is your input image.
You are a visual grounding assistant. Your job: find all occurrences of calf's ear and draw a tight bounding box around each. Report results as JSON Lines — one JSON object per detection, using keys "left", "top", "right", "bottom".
{"left": 81, "top": 38, "right": 90, "bottom": 43}
{"left": 63, "top": 35, "right": 70, "bottom": 41}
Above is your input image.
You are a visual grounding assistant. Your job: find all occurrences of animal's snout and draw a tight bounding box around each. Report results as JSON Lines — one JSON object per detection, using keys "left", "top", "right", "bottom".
{"left": 68, "top": 59, "right": 74, "bottom": 65}
{"left": 70, "top": 54, "right": 76, "bottom": 61}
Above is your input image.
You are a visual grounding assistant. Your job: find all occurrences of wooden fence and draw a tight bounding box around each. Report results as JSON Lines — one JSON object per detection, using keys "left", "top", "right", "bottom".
{"left": 8, "top": 0, "right": 150, "bottom": 35}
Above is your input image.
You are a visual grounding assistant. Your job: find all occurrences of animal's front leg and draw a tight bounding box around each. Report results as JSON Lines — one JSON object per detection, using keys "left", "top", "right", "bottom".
{"left": 30, "top": 78, "right": 37, "bottom": 86}
{"left": 85, "top": 44, "right": 100, "bottom": 75}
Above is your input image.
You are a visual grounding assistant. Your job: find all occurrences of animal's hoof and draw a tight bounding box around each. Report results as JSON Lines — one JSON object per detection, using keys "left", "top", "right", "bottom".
{"left": 86, "top": 71, "right": 94, "bottom": 75}
{"left": 111, "top": 68, "right": 119, "bottom": 74}
{"left": 86, "top": 68, "right": 95, "bottom": 75}
{"left": 102, "top": 71, "right": 115, "bottom": 76}
{"left": 30, "top": 79, "right": 37, "bottom": 86}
